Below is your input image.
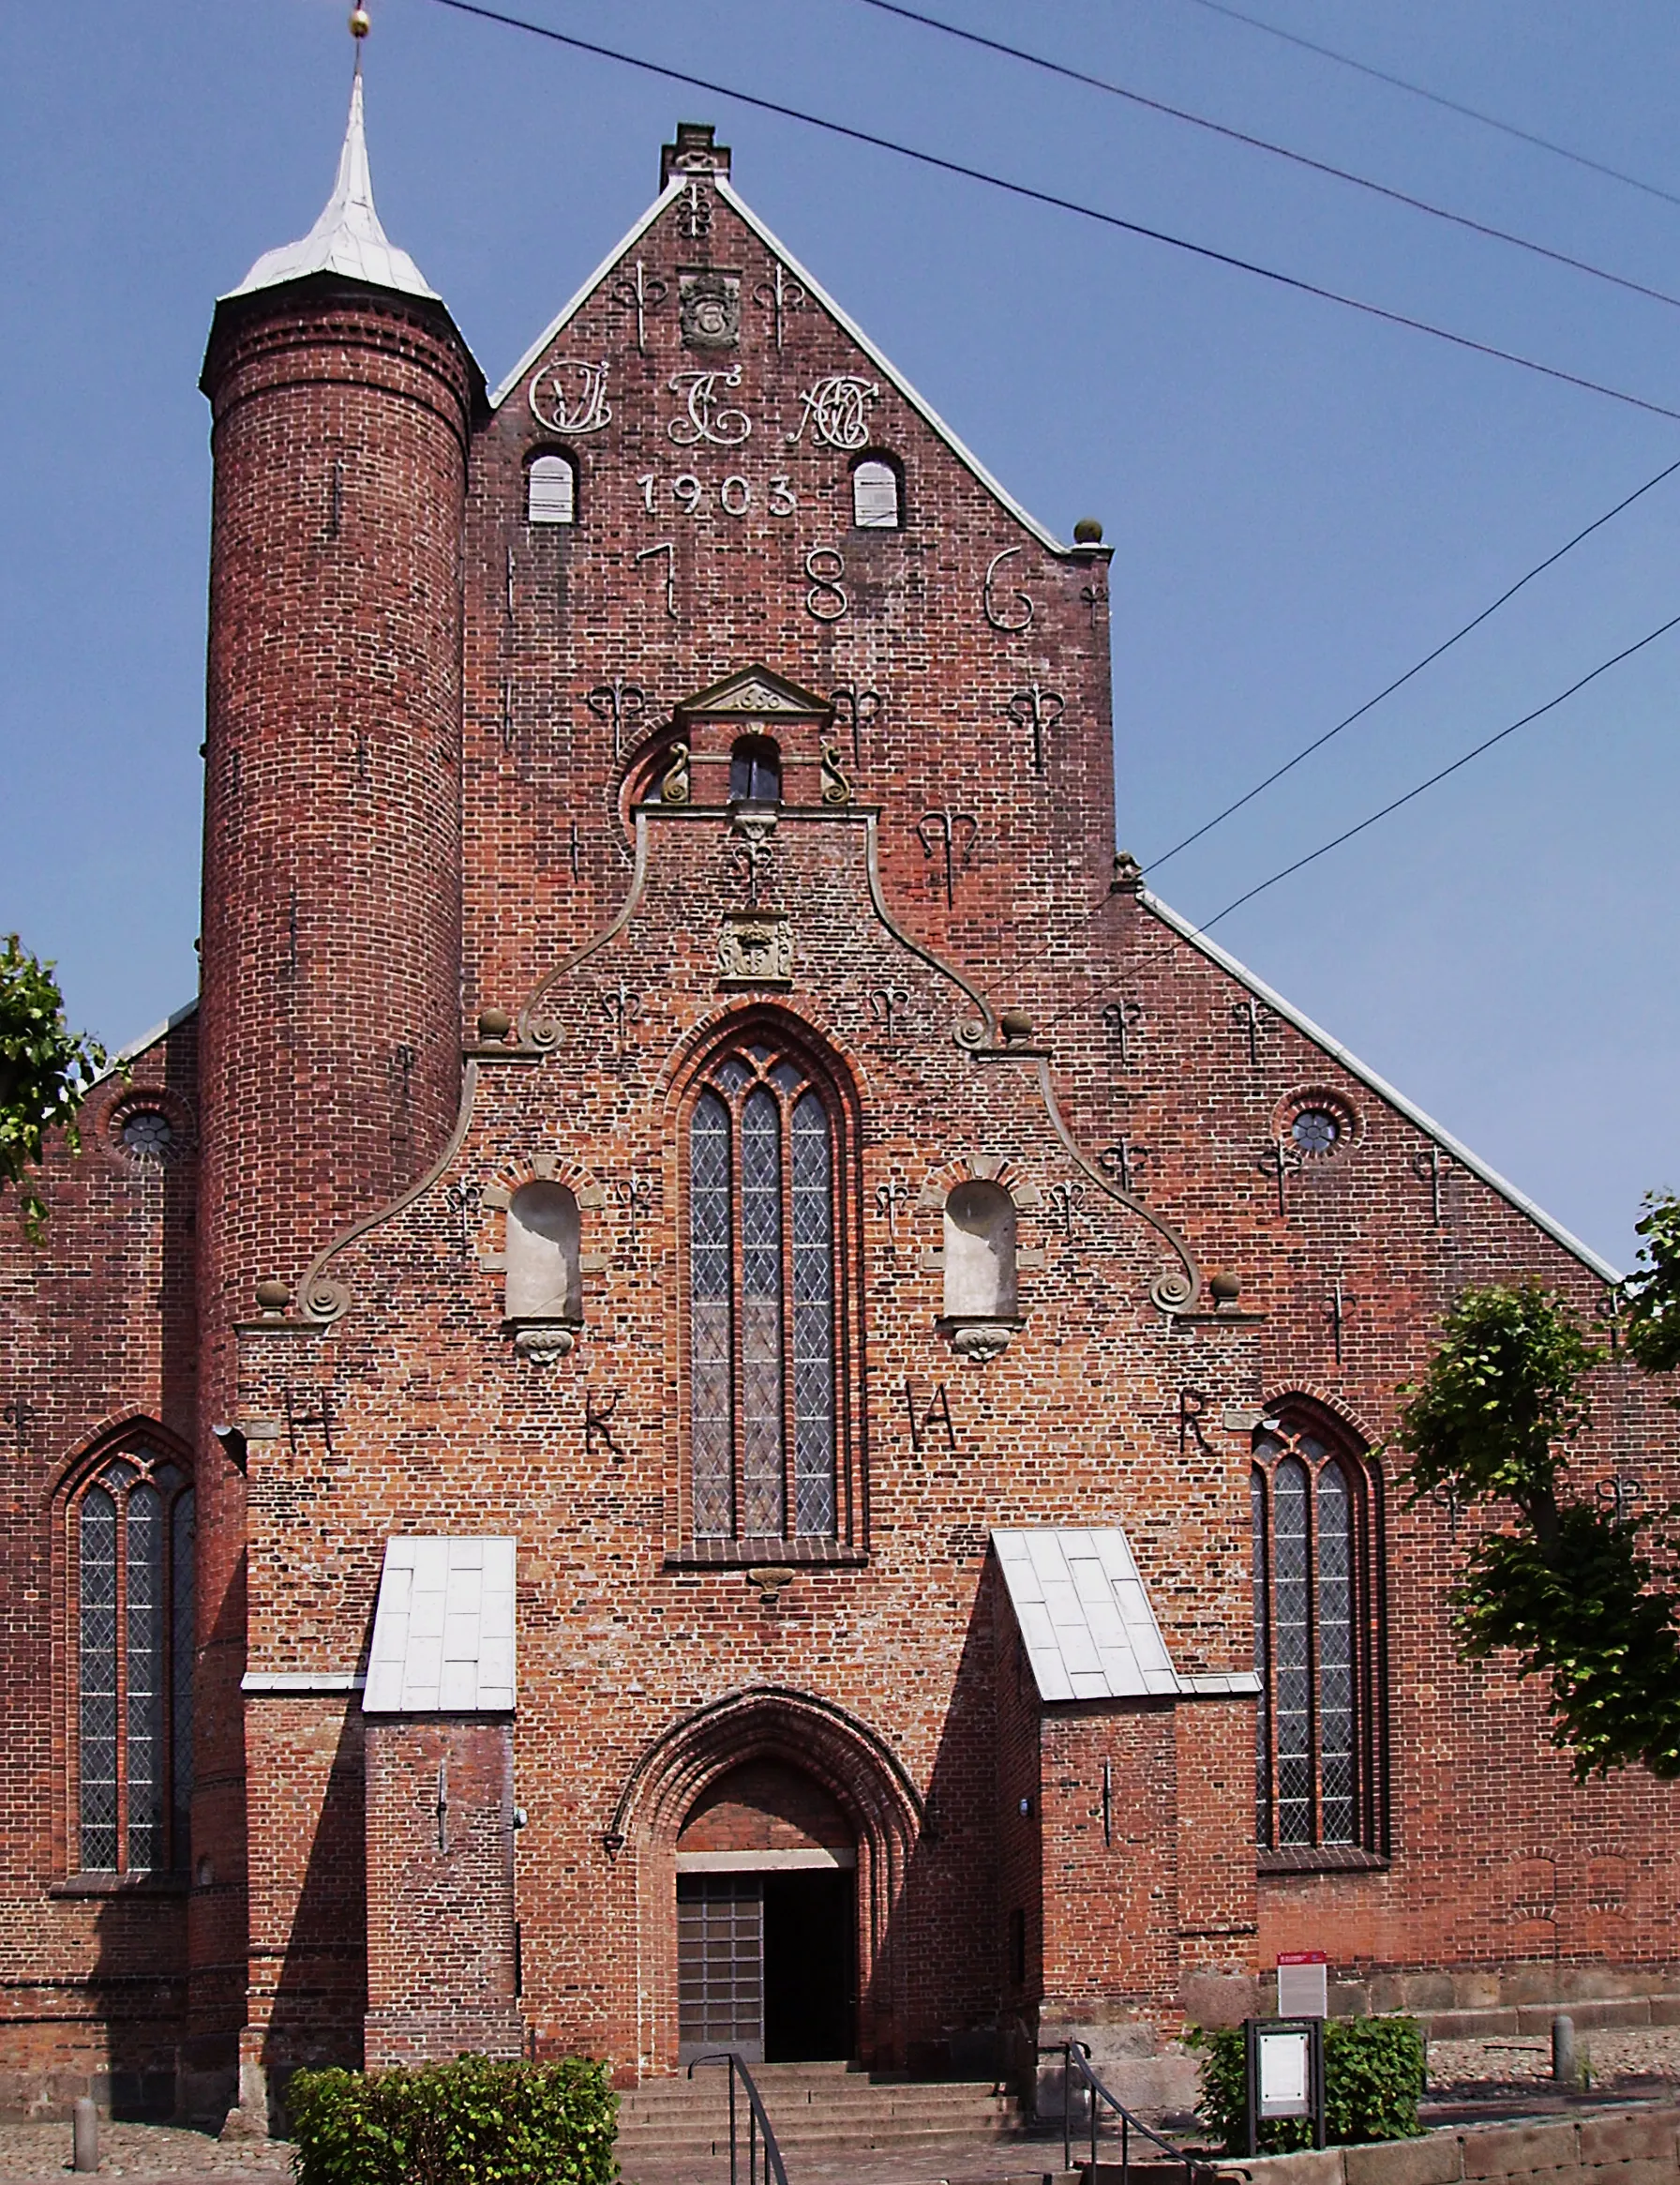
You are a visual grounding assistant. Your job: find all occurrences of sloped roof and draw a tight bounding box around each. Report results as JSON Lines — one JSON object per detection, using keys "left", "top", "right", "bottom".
{"left": 992, "top": 1528, "right": 1256, "bottom": 1703}
{"left": 488, "top": 175, "right": 1066, "bottom": 554}
{"left": 363, "top": 1537, "right": 517, "bottom": 1714}
{"left": 227, "top": 72, "right": 438, "bottom": 304}
{"left": 1143, "top": 891, "right": 1620, "bottom": 1284}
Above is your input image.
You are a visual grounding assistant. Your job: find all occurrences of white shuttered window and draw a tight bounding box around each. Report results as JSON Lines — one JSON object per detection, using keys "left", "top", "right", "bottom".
{"left": 528, "top": 453, "right": 577, "bottom": 525}
{"left": 851, "top": 459, "right": 899, "bottom": 529}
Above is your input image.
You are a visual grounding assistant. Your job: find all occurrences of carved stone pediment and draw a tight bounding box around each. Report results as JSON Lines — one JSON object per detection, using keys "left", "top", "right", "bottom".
{"left": 677, "top": 663, "right": 832, "bottom": 725}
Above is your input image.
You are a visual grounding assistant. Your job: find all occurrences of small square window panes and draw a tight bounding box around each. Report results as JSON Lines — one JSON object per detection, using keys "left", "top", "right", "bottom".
{"left": 528, "top": 454, "right": 576, "bottom": 525}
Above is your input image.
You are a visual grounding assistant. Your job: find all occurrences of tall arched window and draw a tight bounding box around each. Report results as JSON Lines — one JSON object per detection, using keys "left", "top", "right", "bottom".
{"left": 1251, "top": 1410, "right": 1380, "bottom": 1854}
{"left": 72, "top": 1444, "right": 194, "bottom": 1875}
{"left": 689, "top": 1036, "right": 841, "bottom": 1545}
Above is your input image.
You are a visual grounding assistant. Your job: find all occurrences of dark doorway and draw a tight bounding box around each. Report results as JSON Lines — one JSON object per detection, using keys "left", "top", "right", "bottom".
{"left": 763, "top": 1869, "right": 854, "bottom": 2062}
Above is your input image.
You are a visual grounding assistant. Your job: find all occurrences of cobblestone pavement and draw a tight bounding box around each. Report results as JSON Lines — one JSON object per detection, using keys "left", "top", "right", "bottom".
{"left": 1426, "top": 2027, "right": 1680, "bottom": 2091}
{"left": 0, "top": 2123, "right": 290, "bottom": 2182}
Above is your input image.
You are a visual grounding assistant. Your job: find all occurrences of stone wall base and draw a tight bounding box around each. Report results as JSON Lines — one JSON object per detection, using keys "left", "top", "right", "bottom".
{"left": 1194, "top": 2103, "right": 1680, "bottom": 2185}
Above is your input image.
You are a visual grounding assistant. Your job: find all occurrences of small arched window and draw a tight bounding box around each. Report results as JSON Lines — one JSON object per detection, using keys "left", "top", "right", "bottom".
{"left": 527, "top": 451, "right": 577, "bottom": 525}
{"left": 72, "top": 1444, "right": 194, "bottom": 1875}
{"left": 851, "top": 456, "right": 901, "bottom": 530}
{"left": 688, "top": 1037, "right": 842, "bottom": 1544}
{"left": 942, "top": 1181, "right": 1017, "bottom": 1320}
{"left": 505, "top": 1181, "right": 582, "bottom": 1321}
{"left": 1251, "top": 1409, "right": 1381, "bottom": 1853}
{"left": 729, "top": 736, "right": 781, "bottom": 806}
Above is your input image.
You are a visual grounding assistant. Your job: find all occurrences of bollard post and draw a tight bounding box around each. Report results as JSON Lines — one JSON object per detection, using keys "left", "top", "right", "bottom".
{"left": 1552, "top": 2014, "right": 1577, "bottom": 2087}
{"left": 72, "top": 2095, "right": 98, "bottom": 2173}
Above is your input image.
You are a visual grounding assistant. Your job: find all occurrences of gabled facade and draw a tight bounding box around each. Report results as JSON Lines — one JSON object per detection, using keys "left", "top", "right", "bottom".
{"left": 2, "top": 99, "right": 1678, "bottom": 2131}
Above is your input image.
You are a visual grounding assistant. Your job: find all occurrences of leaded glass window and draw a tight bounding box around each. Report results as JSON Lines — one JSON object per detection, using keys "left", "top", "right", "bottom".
{"left": 73, "top": 1447, "right": 194, "bottom": 1874}
{"left": 1251, "top": 1413, "right": 1379, "bottom": 1852}
{"left": 688, "top": 1039, "right": 839, "bottom": 1544}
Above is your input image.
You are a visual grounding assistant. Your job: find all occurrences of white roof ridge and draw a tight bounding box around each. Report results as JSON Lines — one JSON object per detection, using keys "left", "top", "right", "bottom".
{"left": 1141, "top": 887, "right": 1622, "bottom": 1284}
{"left": 488, "top": 180, "right": 685, "bottom": 409}
{"left": 90, "top": 996, "right": 200, "bottom": 1087}
{"left": 226, "top": 70, "right": 439, "bottom": 305}
{"left": 714, "top": 179, "right": 1066, "bottom": 555}
{"left": 488, "top": 174, "right": 1068, "bottom": 554}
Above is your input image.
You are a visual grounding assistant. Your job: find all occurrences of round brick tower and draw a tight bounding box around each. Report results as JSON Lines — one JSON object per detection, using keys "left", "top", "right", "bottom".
{"left": 189, "top": 72, "right": 479, "bottom": 2120}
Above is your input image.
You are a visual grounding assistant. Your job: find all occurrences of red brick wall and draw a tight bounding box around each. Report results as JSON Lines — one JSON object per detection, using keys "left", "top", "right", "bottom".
{"left": 5, "top": 134, "right": 1680, "bottom": 2119}
{"left": 192, "top": 278, "right": 477, "bottom": 2103}
{"left": 363, "top": 1719, "right": 519, "bottom": 2066}
{"left": 0, "top": 1028, "right": 197, "bottom": 2117}
{"left": 678, "top": 1760, "right": 852, "bottom": 1852}
{"left": 243, "top": 1698, "right": 367, "bottom": 2099}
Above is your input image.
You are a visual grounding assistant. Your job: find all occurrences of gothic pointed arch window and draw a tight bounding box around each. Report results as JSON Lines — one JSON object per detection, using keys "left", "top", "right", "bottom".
{"left": 68, "top": 1440, "right": 195, "bottom": 1875}
{"left": 1251, "top": 1408, "right": 1383, "bottom": 1857}
{"left": 685, "top": 1028, "right": 854, "bottom": 1549}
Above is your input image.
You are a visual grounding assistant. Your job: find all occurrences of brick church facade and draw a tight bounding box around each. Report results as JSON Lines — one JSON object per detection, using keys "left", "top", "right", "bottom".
{"left": 3, "top": 84, "right": 1678, "bottom": 2132}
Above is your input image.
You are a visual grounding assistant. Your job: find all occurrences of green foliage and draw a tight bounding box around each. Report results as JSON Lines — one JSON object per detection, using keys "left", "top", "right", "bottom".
{"left": 1623, "top": 1192, "right": 1680, "bottom": 1378}
{"left": 1455, "top": 1504, "right": 1680, "bottom": 1778}
{"left": 0, "top": 935, "right": 110, "bottom": 1237}
{"left": 287, "top": 2055, "right": 618, "bottom": 2185}
{"left": 1397, "top": 1279, "right": 1602, "bottom": 1516}
{"left": 1187, "top": 2018, "right": 1425, "bottom": 2154}
{"left": 1397, "top": 1278, "right": 1680, "bottom": 1779}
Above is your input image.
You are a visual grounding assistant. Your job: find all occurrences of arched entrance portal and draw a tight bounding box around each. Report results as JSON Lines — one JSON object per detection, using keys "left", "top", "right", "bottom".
{"left": 608, "top": 1686, "right": 925, "bottom": 2076}
{"left": 677, "top": 1760, "right": 856, "bottom": 2063}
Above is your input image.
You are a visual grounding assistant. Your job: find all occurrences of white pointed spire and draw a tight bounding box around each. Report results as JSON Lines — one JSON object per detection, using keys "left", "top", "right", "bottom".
{"left": 229, "top": 71, "right": 438, "bottom": 301}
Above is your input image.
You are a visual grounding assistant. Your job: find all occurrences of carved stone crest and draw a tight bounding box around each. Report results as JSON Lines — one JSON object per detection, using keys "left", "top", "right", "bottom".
{"left": 718, "top": 911, "right": 793, "bottom": 987}
{"left": 680, "top": 270, "right": 742, "bottom": 350}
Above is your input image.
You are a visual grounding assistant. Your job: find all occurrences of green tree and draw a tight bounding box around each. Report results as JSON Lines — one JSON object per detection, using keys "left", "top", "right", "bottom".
{"left": 1396, "top": 1227, "right": 1680, "bottom": 1781}
{"left": 0, "top": 935, "right": 110, "bottom": 1236}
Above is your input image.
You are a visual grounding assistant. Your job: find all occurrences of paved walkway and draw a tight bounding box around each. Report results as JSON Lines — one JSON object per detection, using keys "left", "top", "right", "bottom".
{"left": 0, "top": 2123, "right": 289, "bottom": 2183}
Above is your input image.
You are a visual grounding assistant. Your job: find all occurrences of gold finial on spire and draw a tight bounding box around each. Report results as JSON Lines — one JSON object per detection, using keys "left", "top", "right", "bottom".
{"left": 350, "top": 8, "right": 372, "bottom": 38}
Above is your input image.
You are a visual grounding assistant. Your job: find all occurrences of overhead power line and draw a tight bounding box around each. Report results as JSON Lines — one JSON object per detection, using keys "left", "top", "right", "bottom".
{"left": 1147, "top": 451, "right": 1680, "bottom": 871}
{"left": 853, "top": 0, "right": 1680, "bottom": 315}
{"left": 1198, "top": 607, "right": 1680, "bottom": 928}
{"left": 1175, "top": 0, "right": 1680, "bottom": 214}
{"left": 424, "top": 0, "right": 1680, "bottom": 427}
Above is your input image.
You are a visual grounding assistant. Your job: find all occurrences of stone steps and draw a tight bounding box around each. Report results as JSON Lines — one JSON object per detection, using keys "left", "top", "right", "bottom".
{"left": 617, "top": 2063, "right": 1028, "bottom": 2166}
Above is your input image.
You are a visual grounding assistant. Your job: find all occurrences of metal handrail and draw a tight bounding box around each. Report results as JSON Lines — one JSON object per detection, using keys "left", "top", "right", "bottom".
{"left": 687, "top": 2050, "right": 792, "bottom": 2185}
{"left": 1039, "top": 2039, "right": 1193, "bottom": 2185}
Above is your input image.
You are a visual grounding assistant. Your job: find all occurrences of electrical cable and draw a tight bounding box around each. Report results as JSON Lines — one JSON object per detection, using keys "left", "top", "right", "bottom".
{"left": 1145, "top": 451, "right": 1680, "bottom": 870}
{"left": 1172, "top": 0, "right": 1680, "bottom": 214}
{"left": 851, "top": 0, "right": 1680, "bottom": 316}
{"left": 1196, "top": 606, "right": 1680, "bottom": 928}
{"left": 424, "top": 0, "right": 1680, "bottom": 427}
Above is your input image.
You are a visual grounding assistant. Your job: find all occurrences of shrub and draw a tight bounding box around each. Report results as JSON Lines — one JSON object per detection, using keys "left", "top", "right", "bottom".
{"left": 288, "top": 2054, "right": 618, "bottom": 2185}
{"left": 1188, "top": 2016, "right": 1425, "bottom": 2154}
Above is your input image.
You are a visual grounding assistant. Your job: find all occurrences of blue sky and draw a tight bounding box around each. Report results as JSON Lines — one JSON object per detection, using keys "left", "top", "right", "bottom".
{"left": 3, "top": 0, "right": 1676, "bottom": 1270}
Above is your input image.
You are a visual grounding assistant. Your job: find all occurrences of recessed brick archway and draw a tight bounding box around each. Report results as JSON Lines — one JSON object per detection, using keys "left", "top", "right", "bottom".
{"left": 608, "top": 1686, "right": 925, "bottom": 2076}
